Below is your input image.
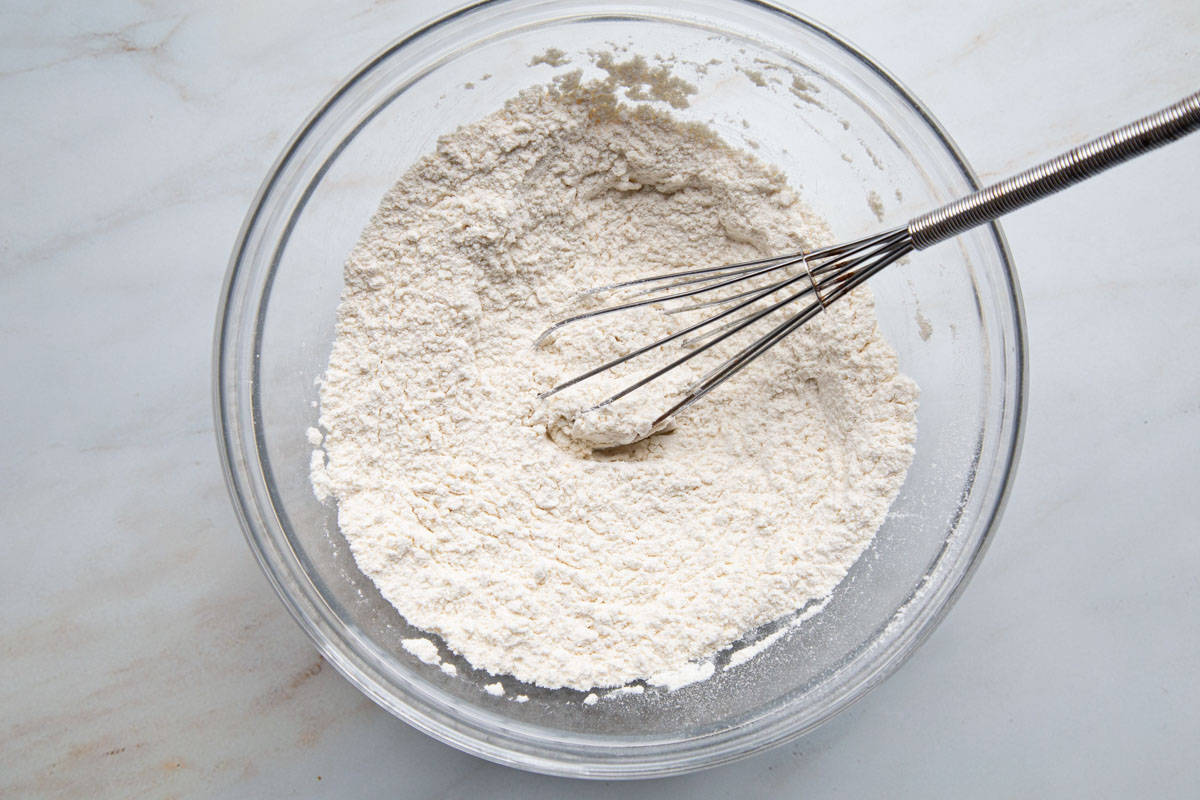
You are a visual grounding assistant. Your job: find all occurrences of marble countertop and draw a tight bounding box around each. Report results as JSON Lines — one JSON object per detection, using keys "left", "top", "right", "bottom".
{"left": 3, "top": 0, "right": 1198, "bottom": 796}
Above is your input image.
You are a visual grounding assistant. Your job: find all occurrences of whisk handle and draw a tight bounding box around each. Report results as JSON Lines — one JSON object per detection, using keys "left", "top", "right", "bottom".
{"left": 908, "top": 90, "right": 1200, "bottom": 250}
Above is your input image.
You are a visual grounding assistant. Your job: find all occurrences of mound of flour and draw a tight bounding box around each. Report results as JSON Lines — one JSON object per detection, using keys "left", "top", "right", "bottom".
{"left": 311, "top": 62, "right": 918, "bottom": 690}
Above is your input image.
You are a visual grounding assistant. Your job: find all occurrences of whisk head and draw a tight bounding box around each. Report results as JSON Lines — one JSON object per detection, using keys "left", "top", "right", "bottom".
{"left": 536, "top": 226, "right": 915, "bottom": 429}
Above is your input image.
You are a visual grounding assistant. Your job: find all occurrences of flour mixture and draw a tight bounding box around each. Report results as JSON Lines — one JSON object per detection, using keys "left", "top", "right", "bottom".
{"left": 310, "top": 58, "right": 918, "bottom": 691}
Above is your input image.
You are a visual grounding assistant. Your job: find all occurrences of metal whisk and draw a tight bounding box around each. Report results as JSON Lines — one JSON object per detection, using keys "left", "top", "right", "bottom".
{"left": 538, "top": 90, "right": 1200, "bottom": 430}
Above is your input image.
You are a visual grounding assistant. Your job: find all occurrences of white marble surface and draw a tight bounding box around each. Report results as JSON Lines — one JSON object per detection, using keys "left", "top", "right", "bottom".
{"left": 3, "top": 0, "right": 1198, "bottom": 796}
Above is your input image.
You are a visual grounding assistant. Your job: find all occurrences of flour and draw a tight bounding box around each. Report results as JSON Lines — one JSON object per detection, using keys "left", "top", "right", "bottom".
{"left": 650, "top": 660, "right": 717, "bottom": 692}
{"left": 311, "top": 56, "right": 918, "bottom": 692}
{"left": 726, "top": 629, "right": 786, "bottom": 669}
{"left": 400, "top": 637, "right": 441, "bottom": 666}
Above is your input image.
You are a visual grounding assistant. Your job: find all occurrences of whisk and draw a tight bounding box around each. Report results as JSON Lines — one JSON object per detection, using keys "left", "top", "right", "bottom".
{"left": 537, "top": 90, "right": 1200, "bottom": 430}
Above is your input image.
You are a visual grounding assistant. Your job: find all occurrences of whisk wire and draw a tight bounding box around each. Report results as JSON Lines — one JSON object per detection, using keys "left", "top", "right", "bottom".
{"left": 535, "top": 254, "right": 807, "bottom": 347}
{"left": 676, "top": 230, "right": 906, "bottom": 350}
{"left": 657, "top": 239, "right": 913, "bottom": 426}
{"left": 544, "top": 229, "right": 911, "bottom": 413}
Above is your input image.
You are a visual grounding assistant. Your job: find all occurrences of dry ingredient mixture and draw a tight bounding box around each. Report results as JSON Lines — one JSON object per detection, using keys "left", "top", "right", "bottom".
{"left": 310, "top": 57, "right": 918, "bottom": 692}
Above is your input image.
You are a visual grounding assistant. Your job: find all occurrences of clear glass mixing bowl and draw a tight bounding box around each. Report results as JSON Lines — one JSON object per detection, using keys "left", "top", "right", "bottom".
{"left": 214, "top": 0, "right": 1026, "bottom": 778}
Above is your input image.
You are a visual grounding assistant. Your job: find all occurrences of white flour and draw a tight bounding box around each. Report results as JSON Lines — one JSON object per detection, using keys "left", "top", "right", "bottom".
{"left": 311, "top": 59, "right": 918, "bottom": 691}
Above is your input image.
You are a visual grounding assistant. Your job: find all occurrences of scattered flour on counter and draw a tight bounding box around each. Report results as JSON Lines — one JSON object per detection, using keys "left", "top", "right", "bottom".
{"left": 311, "top": 54, "right": 918, "bottom": 691}
{"left": 484, "top": 682, "right": 505, "bottom": 697}
{"left": 583, "top": 692, "right": 599, "bottom": 706}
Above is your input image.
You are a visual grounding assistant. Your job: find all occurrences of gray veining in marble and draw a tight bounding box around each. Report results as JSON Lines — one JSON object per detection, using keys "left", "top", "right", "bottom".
{"left": 2, "top": 0, "right": 1198, "bottom": 796}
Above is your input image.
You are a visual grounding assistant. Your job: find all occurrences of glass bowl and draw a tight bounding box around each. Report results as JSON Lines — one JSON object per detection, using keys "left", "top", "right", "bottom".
{"left": 214, "top": 0, "right": 1026, "bottom": 779}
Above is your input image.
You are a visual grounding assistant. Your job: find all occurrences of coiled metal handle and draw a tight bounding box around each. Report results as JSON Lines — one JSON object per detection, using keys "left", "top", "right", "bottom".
{"left": 908, "top": 90, "right": 1200, "bottom": 250}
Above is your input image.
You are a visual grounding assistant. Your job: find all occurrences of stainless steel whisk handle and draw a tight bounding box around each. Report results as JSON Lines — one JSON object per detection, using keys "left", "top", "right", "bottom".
{"left": 908, "top": 90, "right": 1200, "bottom": 250}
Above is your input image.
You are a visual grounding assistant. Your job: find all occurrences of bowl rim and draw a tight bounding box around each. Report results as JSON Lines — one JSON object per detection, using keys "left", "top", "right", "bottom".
{"left": 213, "top": 0, "right": 1027, "bottom": 779}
